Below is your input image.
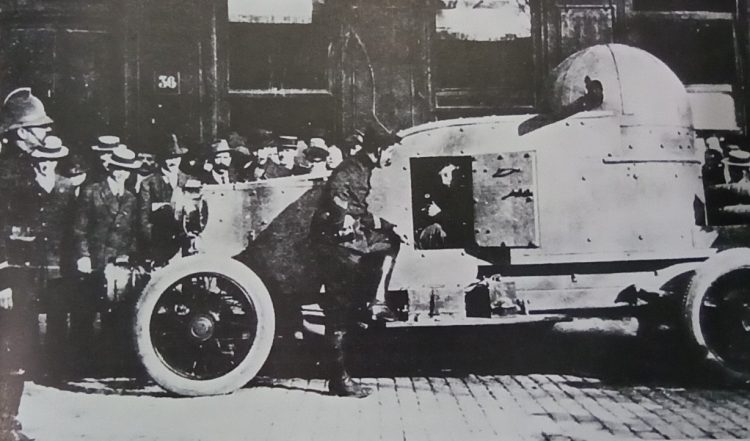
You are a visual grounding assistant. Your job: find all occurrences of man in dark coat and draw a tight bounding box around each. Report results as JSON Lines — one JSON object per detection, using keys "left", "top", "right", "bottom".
{"left": 5, "top": 136, "right": 79, "bottom": 382}
{"left": 310, "top": 127, "right": 403, "bottom": 398}
{"left": 138, "top": 134, "right": 191, "bottom": 266}
{"left": 73, "top": 145, "right": 141, "bottom": 375}
{"left": 0, "top": 87, "right": 54, "bottom": 441}
{"left": 74, "top": 145, "right": 141, "bottom": 272}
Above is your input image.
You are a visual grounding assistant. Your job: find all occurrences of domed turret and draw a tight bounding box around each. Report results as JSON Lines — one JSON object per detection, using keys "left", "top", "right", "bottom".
{"left": 545, "top": 44, "right": 692, "bottom": 129}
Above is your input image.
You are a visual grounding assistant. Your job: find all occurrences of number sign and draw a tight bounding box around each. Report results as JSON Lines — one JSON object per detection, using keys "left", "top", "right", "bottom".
{"left": 154, "top": 72, "right": 181, "bottom": 94}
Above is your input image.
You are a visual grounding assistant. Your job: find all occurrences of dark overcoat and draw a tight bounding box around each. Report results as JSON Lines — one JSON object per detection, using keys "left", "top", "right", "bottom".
{"left": 73, "top": 181, "right": 138, "bottom": 271}
{"left": 137, "top": 171, "right": 191, "bottom": 263}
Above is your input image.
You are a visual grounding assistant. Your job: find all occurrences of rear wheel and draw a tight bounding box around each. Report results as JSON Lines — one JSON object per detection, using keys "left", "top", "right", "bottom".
{"left": 684, "top": 256, "right": 750, "bottom": 385}
{"left": 134, "top": 256, "right": 275, "bottom": 396}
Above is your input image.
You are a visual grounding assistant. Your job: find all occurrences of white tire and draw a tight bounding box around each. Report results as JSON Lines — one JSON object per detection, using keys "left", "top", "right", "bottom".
{"left": 134, "top": 255, "right": 275, "bottom": 396}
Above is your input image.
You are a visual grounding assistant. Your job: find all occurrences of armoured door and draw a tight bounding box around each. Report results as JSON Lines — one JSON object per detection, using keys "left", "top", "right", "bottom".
{"left": 472, "top": 151, "right": 539, "bottom": 247}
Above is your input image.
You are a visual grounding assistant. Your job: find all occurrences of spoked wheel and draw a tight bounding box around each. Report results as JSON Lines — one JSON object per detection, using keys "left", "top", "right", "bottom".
{"left": 134, "top": 256, "right": 275, "bottom": 396}
{"left": 684, "top": 256, "right": 750, "bottom": 385}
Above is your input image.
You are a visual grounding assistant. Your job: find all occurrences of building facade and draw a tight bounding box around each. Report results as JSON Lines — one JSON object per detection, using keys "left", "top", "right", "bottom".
{"left": 0, "top": 0, "right": 746, "bottom": 152}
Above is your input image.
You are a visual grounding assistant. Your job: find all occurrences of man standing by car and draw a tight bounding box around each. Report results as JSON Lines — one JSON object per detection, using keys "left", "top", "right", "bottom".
{"left": 138, "top": 134, "right": 191, "bottom": 266}
{"left": 311, "top": 126, "right": 403, "bottom": 398}
{"left": 0, "top": 87, "right": 54, "bottom": 441}
{"left": 73, "top": 145, "right": 141, "bottom": 374}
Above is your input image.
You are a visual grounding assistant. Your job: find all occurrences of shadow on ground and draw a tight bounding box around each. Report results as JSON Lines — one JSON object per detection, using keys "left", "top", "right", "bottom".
{"left": 260, "top": 319, "right": 721, "bottom": 389}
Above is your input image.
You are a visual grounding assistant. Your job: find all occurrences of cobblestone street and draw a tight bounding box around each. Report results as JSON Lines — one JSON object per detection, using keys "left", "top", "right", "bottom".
{"left": 20, "top": 373, "right": 750, "bottom": 441}
{"left": 15, "top": 320, "right": 750, "bottom": 441}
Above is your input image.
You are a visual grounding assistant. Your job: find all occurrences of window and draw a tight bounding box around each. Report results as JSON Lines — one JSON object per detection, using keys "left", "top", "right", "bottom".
{"left": 633, "top": 0, "right": 733, "bottom": 12}
{"left": 226, "top": 1, "right": 333, "bottom": 136}
{"left": 228, "top": 23, "right": 328, "bottom": 91}
{"left": 433, "top": 0, "right": 535, "bottom": 118}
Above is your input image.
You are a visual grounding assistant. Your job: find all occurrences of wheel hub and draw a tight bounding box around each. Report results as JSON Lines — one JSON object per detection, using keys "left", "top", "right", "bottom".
{"left": 741, "top": 302, "right": 750, "bottom": 333}
{"left": 190, "top": 314, "right": 215, "bottom": 341}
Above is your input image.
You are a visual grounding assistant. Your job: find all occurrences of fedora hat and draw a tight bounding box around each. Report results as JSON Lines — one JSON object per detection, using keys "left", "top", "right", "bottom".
{"left": 108, "top": 145, "right": 142, "bottom": 170}
{"left": 161, "top": 133, "right": 188, "bottom": 158}
{"left": 208, "top": 139, "right": 232, "bottom": 156}
{"left": 30, "top": 135, "right": 69, "bottom": 160}
{"left": 0, "top": 87, "right": 54, "bottom": 134}
{"left": 91, "top": 135, "right": 121, "bottom": 152}
{"left": 722, "top": 149, "right": 750, "bottom": 167}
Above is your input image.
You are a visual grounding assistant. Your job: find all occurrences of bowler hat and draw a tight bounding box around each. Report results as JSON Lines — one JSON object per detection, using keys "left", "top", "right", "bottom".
{"left": 0, "top": 88, "right": 54, "bottom": 134}
{"left": 91, "top": 135, "right": 121, "bottom": 152}
{"left": 30, "top": 135, "right": 69, "bottom": 160}
{"left": 108, "top": 145, "right": 142, "bottom": 170}
{"left": 161, "top": 133, "right": 189, "bottom": 158}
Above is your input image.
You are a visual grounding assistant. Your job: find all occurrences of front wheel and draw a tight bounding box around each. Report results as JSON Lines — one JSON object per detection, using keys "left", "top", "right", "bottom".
{"left": 134, "top": 255, "right": 275, "bottom": 396}
{"left": 683, "top": 252, "right": 750, "bottom": 385}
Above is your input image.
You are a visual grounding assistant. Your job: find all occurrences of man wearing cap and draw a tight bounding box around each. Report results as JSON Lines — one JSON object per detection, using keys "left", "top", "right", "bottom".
{"left": 5, "top": 136, "right": 79, "bottom": 383}
{"left": 266, "top": 136, "right": 306, "bottom": 178}
{"left": 201, "top": 139, "right": 238, "bottom": 185}
{"left": 0, "top": 87, "right": 53, "bottom": 441}
{"left": 242, "top": 131, "right": 278, "bottom": 182}
{"left": 138, "top": 134, "right": 192, "bottom": 266}
{"left": 310, "top": 126, "right": 403, "bottom": 398}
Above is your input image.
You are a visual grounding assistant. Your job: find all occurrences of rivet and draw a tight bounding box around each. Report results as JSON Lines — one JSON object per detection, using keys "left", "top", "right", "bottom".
{"left": 565, "top": 122, "right": 570, "bottom": 127}
{"left": 659, "top": 144, "right": 665, "bottom": 149}
{"left": 638, "top": 235, "right": 644, "bottom": 240}
{"left": 586, "top": 238, "right": 592, "bottom": 242}
{"left": 402, "top": 166, "right": 407, "bottom": 171}
{"left": 580, "top": 121, "right": 584, "bottom": 126}
{"left": 474, "top": 229, "right": 480, "bottom": 234}
{"left": 581, "top": 176, "right": 586, "bottom": 181}
{"left": 628, "top": 145, "right": 634, "bottom": 149}
{"left": 485, "top": 229, "right": 491, "bottom": 234}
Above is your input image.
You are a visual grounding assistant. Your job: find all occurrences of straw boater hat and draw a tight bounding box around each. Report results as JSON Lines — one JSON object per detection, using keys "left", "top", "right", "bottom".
{"left": 278, "top": 136, "right": 298, "bottom": 150}
{"left": 30, "top": 135, "right": 69, "bottom": 160}
{"left": 91, "top": 135, "right": 121, "bottom": 152}
{"left": 722, "top": 149, "right": 750, "bottom": 167}
{"left": 108, "top": 145, "right": 142, "bottom": 170}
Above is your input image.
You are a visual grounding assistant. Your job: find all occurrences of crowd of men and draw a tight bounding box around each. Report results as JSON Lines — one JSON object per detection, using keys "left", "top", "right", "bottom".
{"left": 0, "top": 87, "right": 405, "bottom": 439}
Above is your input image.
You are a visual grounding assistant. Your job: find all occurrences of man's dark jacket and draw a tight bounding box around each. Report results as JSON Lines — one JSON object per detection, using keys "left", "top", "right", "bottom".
{"left": 73, "top": 180, "right": 138, "bottom": 271}
{"left": 311, "top": 152, "right": 393, "bottom": 254}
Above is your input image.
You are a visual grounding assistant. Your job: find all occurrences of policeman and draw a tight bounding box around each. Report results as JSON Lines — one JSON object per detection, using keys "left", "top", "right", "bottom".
{"left": 138, "top": 134, "right": 191, "bottom": 266}
{"left": 310, "top": 126, "right": 402, "bottom": 398}
{"left": 0, "top": 87, "right": 53, "bottom": 441}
